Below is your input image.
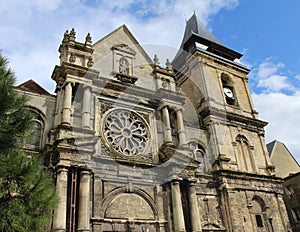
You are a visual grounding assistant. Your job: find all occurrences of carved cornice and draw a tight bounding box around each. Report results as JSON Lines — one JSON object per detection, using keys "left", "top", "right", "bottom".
{"left": 51, "top": 62, "right": 99, "bottom": 88}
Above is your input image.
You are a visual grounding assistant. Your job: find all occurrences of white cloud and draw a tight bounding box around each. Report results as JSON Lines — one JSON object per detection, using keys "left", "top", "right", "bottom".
{"left": 295, "top": 74, "right": 300, "bottom": 80}
{"left": 251, "top": 58, "right": 300, "bottom": 162}
{"left": 257, "top": 59, "right": 285, "bottom": 79}
{"left": 252, "top": 91, "right": 300, "bottom": 163}
{"left": 0, "top": 0, "right": 240, "bottom": 91}
{"left": 257, "top": 74, "right": 293, "bottom": 92}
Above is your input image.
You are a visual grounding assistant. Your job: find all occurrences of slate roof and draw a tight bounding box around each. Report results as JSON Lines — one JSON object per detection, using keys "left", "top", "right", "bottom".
{"left": 180, "top": 13, "right": 224, "bottom": 49}
{"left": 266, "top": 140, "right": 276, "bottom": 156}
{"left": 173, "top": 13, "right": 243, "bottom": 67}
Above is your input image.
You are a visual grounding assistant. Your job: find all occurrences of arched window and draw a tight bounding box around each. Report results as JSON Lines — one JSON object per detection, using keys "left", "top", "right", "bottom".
{"left": 25, "top": 111, "right": 44, "bottom": 150}
{"left": 251, "top": 196, "right": 267, "bottom": 231}
{"left": 235, "top": 135, "right": 256, "bottom": 172}
{"left": 188, "top": 141, "right": 206, "bottom": 172}
{"left": 221, "top": 73, "right": 237, "bottom": 106}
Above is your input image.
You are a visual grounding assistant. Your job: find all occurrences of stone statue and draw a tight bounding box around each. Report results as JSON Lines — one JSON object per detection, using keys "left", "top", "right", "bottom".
{"left": 119, "top": 58, "right": 129, "bottom": 75}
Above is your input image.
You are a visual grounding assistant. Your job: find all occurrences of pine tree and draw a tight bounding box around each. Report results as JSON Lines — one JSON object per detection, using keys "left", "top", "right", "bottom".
{"left": 0, "top": 54, "right": 58, "bottom": 232}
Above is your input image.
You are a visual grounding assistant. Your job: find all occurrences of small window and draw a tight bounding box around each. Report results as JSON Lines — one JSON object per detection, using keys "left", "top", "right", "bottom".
{"left": 255, "top": 214, "right": 264, "bottom": 227}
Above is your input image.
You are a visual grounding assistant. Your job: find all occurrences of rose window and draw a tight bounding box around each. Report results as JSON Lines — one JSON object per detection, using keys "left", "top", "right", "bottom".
{"left": 103, "top": 109, "right": 150, "bottom": 157}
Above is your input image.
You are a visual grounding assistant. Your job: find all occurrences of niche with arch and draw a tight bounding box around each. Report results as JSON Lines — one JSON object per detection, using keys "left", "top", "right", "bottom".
{"left": 221, "top": 73, "right": 237, "bottom": 106}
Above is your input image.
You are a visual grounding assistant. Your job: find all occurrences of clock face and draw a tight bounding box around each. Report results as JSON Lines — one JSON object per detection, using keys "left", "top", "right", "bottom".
{"left": 223, "top": 87, "right": 234, "bottom": 99}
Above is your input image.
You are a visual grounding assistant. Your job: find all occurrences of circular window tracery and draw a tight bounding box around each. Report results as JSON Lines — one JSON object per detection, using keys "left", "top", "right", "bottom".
{"left": 103, "top": 109, "right": 150, "bottom": 157}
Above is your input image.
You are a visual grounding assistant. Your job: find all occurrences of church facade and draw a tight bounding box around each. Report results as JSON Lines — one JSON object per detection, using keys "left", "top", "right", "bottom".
{"left": 18, "top": 14, "right": 291, "bottom": 232}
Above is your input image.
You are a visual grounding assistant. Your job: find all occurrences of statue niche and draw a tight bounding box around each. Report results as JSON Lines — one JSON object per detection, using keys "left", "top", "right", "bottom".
{"left": 119, "top": 57, "right": 129, "bottom": 75}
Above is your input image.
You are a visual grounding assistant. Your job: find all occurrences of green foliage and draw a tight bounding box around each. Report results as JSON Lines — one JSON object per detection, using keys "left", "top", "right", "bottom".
{"left": 0, "top": 56, "right": 33, "bottom": 151}
{"left": 0, "top": 54, "right": 58, "bottom": 232}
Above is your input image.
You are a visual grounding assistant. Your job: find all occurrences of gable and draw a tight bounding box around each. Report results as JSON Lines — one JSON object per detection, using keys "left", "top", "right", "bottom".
{"left": 92, "top": 25, "right": 155, "bottom": 90}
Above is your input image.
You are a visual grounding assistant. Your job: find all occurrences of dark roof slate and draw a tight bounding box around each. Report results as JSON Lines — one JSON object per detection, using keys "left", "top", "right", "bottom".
{"left": 180, "top": 13, "right": 224, "bottom": 49}
{"left": 174, "top": 13, "right": 242, "bottom": 65}
{"left": 267, "top": 140, "right": 277, "bottom": 156}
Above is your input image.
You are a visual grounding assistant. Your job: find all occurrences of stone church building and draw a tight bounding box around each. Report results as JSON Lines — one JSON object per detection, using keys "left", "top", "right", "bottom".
{"left": 17, "top": 14, "right": 291, "bottom": 231}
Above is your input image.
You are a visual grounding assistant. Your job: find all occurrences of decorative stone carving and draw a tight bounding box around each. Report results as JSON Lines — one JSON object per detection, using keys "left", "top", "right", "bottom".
{"left": 87, "top": 56, "right": 94, "bottom": 68}
{"left": 62, "top": 30, "right": 69, "bottom": 44}
{"left": 85, "top": 33, "right": 92, "bottom": 47}
{"left": 166, "top": 59, "right": 173, "bottom": 72}
{"left": 153, "top": 54, "right": 160, "bottom": 66}
{"left": 119, "top": 57, "right": 129, "bottom": 75}
{"left": 102, "top": 109, "right": 150, "bottom": 157}
{"left": 69, "top": 53, "right": 76, "bottom": 63}
{"left": 69, "top": 28, "right": 76, "bottom": 42}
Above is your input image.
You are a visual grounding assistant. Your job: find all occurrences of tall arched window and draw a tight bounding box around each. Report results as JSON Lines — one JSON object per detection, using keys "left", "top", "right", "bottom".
{"left": 25, "top": 111, "right": 44, "bottom": 150}
{"left": 235, "top": 135, "right": 256, "bottom": 173}
{"left": 188, "top": 141, "right": 206, "bottom": 172}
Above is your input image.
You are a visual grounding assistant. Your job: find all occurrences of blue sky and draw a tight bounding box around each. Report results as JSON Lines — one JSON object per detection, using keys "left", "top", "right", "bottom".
{"left": 0, "top": 0, "right": 299, "bottom": 163}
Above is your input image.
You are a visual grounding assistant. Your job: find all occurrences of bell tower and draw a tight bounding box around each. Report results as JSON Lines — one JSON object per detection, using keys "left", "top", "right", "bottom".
{"left": 173, "top": 13, "right": 274, "bottom": 175}
{"left": 171, "top": 13, "right": 290, "bottom": 232}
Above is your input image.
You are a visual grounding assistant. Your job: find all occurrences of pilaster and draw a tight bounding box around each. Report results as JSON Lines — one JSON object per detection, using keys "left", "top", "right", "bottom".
{"left": 52, "top": 167, "right": 69, "bottom": 232}
{"left": 77, "top": 170, "right": 91, "bottom": 232}
{"left": 188, "top": 180, "right": 202, "bottom": 232}
{"left": 171, "top": 179, "right": 186, "bottom": 232}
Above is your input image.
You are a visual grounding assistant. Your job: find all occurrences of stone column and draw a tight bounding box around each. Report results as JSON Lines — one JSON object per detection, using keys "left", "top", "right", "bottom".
{"left": 175, "top": 108, "right": 186, "bottom": 146}
{"left": 171, "top": 180, "right": 186, "bottom": 232}
{"left": 77, "top": 170, "right": 91, "bottom": 232}
{"left": 52, "top": 168, "right": 68, "bottom": 232}
{"left": 162, "top": 106, "right": 172, "bottom": 144}
{"left": 82, "top": 85, "right": 91, "bottom": 129}
{"left": 62, "top": 82, "right": 72, "bottom": 126}
{"left": 188, "top": 181, "right": 201, "bottom": 232}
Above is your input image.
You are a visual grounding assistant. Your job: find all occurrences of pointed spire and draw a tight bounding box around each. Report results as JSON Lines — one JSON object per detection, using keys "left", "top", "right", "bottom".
{"left": 175, "top": 13, "right": 242, "bottom": 62}
{"left": 181, "top": 13, "right": 223, "bottom": 49}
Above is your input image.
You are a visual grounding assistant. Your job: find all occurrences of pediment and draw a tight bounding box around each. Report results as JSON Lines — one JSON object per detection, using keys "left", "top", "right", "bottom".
{"left": 111, "top": 43, "right": 136, "bottom": 55}
{"left": 92, "top": 25, "right": 155, "bottom": 90}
